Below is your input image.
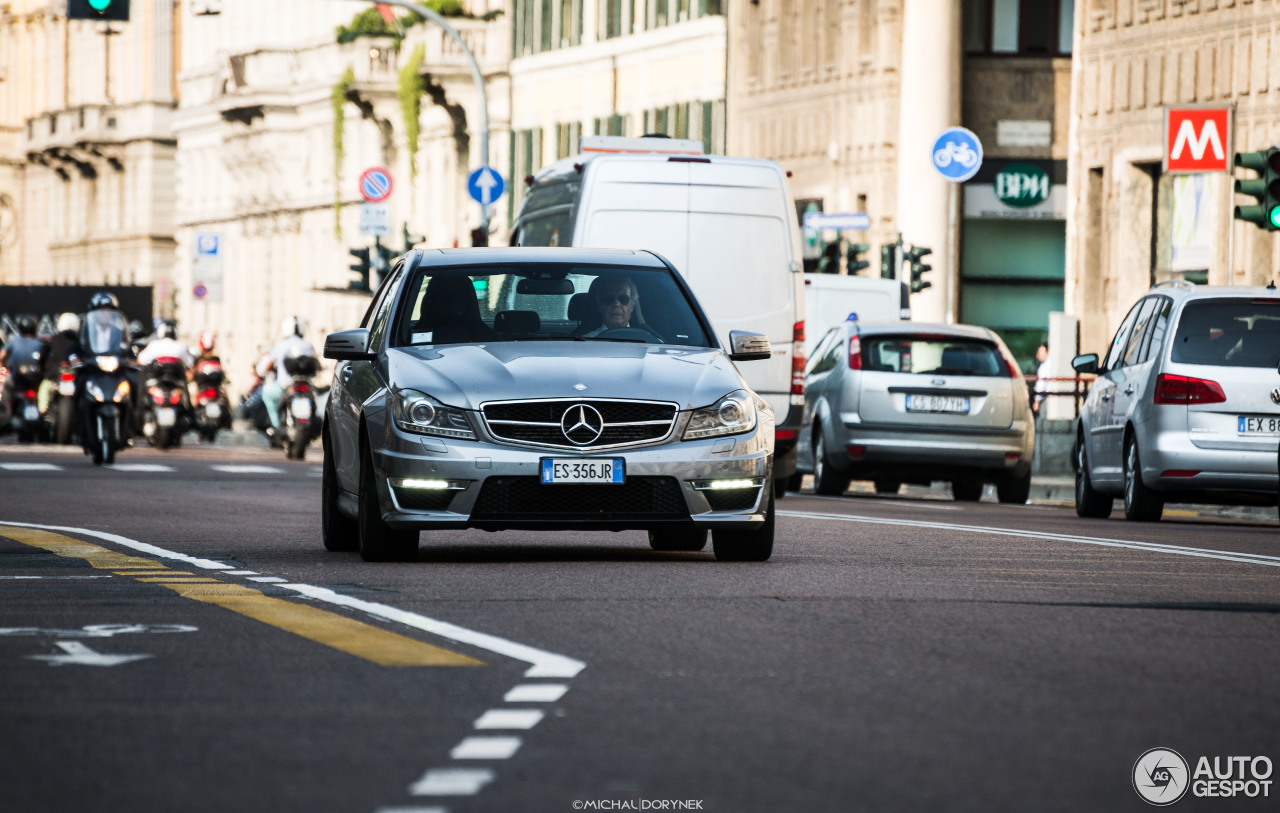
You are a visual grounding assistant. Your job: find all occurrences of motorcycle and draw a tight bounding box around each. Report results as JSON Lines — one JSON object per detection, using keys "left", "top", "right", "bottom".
{"left": 278, "top": 353, "right": 322, "bottom": 460}
{"left": 191, "top": 358, "right": 230, "bottom": 443}
{"left": 79, "top": 309, "right": 135, "bottom": 466}
{"left": 46, "top": 362, "right": 78, "bottom": 445}
{"left": 6, "top": 358, "right": 48, "bottom": 443}
{"left": 138, "top": 357, "right": 190, "bottom": 450}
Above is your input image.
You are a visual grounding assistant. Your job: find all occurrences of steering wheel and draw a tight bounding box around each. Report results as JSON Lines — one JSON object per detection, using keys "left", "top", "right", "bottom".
{"left": 594, "top": 325, "right": 666, "bottom": 343}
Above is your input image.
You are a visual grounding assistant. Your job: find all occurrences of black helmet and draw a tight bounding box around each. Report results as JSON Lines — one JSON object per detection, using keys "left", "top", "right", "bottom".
{"left": 158, "top": 323, "right": 177, "bottom": 340}
{"left": 89, "top": 292, "right": 119, "bottom": 311}
{"left": 17, "top": 315, "right": 37, "bottom": 336}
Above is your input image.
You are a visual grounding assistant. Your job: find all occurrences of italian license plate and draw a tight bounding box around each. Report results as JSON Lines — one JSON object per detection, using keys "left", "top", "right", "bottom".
{"left": 291, "top": 397, "right": 313, "bottom": 420}
{"left": 1237, "top": 415, "right": 1280, "bottom": 435}
{"left": 23, "top": 405, "right": 39, "bottom": 421}
{"left": 156, "top": 407, "right": 176, "bottom": 427}
{"left": 540, "top": 458, "right": 625, "bottom": 484}
{"left": 58, "top": 381, "right": 75, "bottom": 396}
{"left": 205, "top": 403, "right": 222, "bottom": 419}
{"left": 906, "top": 394, "right": 970, "bottom": 414}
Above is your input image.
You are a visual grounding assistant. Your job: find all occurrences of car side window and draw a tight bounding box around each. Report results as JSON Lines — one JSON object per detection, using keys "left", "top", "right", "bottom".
{"left": 806, "top": 328, "right": 838, "bottom": 375}
{"left": 812, "top": 333, "right": 844, "bottom": 376}
{"left": 1103, "top": 300, "right": 1143, "bottom": 371}
{"left": 1137, "top": 297, "right": 1172, "bottom": 364}
{"left": 1119, "top": 298, "right": 1158, "bottom": 368}
{"left": 366, "top": 267, "right": 404, "bottom": 351}
{"left": 361, "top": 262, "right": 402, "bottom": 329}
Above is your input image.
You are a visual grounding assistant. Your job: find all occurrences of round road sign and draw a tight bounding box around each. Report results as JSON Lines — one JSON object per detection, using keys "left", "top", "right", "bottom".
{"left": 930, "top": 127, "right": 983, "bottom": 183}
{"left": 193, "top": 284, "right": 208, "bottom": 300}
{"left": 359, "top": 167, "right": 393, "bottom": 203}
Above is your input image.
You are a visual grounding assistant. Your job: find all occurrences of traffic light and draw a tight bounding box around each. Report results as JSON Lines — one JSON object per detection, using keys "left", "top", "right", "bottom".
{"left": 847, "top": 242, "right": 870, "bottom": 275}
{"left": 347, "top": 247, "right": 371, "bottom": 292}
{"left": 904, "top": 245, "right": 933, "bottom": 294}
{"left": 880, "top": 244, "right": 896, "bottom": 280}
{"left": 470, "top": 227, "right": 489, "bottom": 247}
{"left": 1233, "top": 147, "right": 1280, "bottom": 231}
{"left": 67, "top": 0, "right": 130, "bottom": 21}
{"left": 402, "top": 223, "right": 425, "bottom": 253}
{"left": 374, "top": 241, "right": 396, "bottom": 288}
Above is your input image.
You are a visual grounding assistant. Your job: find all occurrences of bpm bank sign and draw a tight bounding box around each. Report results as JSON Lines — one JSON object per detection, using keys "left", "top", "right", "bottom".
{"left": 964, "top": 162, "right": 1065, "bottom": 220}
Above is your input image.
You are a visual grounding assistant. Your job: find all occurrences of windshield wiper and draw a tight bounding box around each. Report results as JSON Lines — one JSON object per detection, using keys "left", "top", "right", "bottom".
{"left": 584, "top": 336, "right": 649, "bottom": 343}
{"left": 508, "top": 335, "right": 586, "bottom": 341}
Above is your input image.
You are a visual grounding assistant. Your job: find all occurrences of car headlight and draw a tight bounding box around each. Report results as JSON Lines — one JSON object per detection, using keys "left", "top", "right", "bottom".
{"left": 393, "top": 389, "right": 475, "bottom": 439}
{"left": 95, "top": 355, "right": 119, "bottom": 373}
{"left": 683, "top": 389, "right": 757, "bottom": 440}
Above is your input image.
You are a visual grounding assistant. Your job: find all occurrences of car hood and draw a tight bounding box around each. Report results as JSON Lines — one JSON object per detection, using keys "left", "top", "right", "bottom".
{"left": 387, "top": 342, "right": 751, "bottom": 411}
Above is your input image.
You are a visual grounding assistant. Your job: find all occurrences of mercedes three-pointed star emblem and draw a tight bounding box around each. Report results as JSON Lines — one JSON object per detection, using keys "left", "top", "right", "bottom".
{"left": 561, "top": 403, "right": 605, "bottom": 445}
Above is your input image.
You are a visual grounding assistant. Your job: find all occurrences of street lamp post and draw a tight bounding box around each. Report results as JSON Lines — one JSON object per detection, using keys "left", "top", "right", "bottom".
{"left": 338, "top": 0, "right": 493, "bottom": 237}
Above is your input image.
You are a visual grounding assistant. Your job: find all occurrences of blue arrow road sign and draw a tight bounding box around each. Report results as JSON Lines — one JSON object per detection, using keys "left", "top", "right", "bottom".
{"left": 930, "top": 127, "right": 983, "bottom": 183}
{"left": 803, "top": 212, "right": 871, "bottom": 231}
{"left": 467, "top": 166, "right": 505, "bottom": 206}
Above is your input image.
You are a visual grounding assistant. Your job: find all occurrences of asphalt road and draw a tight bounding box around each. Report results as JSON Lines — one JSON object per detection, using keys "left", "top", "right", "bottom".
{"left": 1, "top": 440, "right": 1278, "bottom": 813}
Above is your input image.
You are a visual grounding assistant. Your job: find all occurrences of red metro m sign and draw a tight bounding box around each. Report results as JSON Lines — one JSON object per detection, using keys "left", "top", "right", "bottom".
{"left": 1164, "top": 107, "right": 1232, "bottom": 173}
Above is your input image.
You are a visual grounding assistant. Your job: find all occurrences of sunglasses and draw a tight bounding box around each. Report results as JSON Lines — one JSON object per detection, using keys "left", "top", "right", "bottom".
{"left": 597, "top": 293, "right": 632, "bottom": 306}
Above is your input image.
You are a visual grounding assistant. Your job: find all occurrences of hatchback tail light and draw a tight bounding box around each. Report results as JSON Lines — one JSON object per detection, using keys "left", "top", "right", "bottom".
{"left": 848, "top": 336, "right": 862, "bottom": 370}
{"left": 791, "top": 321, "right": 806, "bottom": 395}
{"left": 1153, "top": 373, "right": 1227, "bottom": 405}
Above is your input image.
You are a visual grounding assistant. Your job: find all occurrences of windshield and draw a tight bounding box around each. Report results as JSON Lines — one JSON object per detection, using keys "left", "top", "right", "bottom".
{"left": 863, "top": 335, "right": 1005, "bottom": 377}
{"left": 391, "top": 263, "right": 713, "bottom": 349}
{"left": 82, "top": 310, "right": 130, "bottom": 356}
{"left": 1171, "top": 298, "right": 1280, "bottom": 368}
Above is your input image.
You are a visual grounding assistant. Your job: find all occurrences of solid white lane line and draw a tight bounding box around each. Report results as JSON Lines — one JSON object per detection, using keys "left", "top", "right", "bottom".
{"left": 449, "top": 736, "right": 522, "bottom": 760}
{"left": 105, "top": 464, "right": 176, "bottom": 473}
{"left": 409, "top": 768, "right": 494, "bottom": 796}
{"left": 0, "top": 522, "right": 232, "bottom": 570}
{"left": 0, "top": 463, "right": 62, "bottom": 471}
{"left": 282, "top": 583, "right": 586, "bottom": 678}
{"left": 210, "top": 465, "right": 284, "bottom": 474}
{"left": 504, "top": 684, "right": 569, "bottom": 703}
{"left": 778, "top": 509, "right": 1280, "bottom": 568}
{"left": 473, "top": 709, "right": 544, "bottom": 730}
{"left": 248, "top": 576, "right": 287, "bottom": 583}
{"left": 222, "top": 570, "right": 258, "bottom": 575}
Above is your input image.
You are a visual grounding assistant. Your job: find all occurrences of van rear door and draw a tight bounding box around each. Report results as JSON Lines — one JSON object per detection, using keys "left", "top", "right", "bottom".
{"left": 578, "top": 159, "right": 691, "bottom": 273}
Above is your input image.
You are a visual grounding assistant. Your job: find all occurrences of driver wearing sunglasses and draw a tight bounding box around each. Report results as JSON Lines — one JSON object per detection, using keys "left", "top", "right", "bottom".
{"left": 583, "top": 275, "right": 640, "bottom": 337}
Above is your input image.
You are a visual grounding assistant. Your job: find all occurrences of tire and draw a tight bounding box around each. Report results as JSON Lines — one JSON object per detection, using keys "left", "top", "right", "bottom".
{"left": 812, "top": 431, "right": 848, "bottom": 496}
{"left": 322, "top": 427, "right": 358, "bottom": 552}
{"left": 54, "top": 399, "right": 74, "bottom": 445}
{"left": 1123, "top": 437, "right": 1164, "bottom": 522}
{"left": 154, "top": 425, "right": 172, "bottom": 451}
{"left": 996, "top": 473, "right": 1031, "bottom": 505}
{"left": 785, "top": 472, "right": 803, "bottom": 493}
{"left": 288, "top": 438, "right": 307, "bottom": 461}
{"left": 873, "top": 480, "right": 900, "bottom": 495}
{"left": 648, "top": 527, "right": 708, "bottom": 552}
{"left": 1074, "top": 439, "right": 1113, "bottom": 518}
{"left": 357, "top": 442, "right": 419, "bottom": 562}
{"left": 773, "top": 478, "right": 787, "bottom": 499}
{"left": 952, "top": 481, "right": 984, "bottom": 502}
{"left": 712, "top": 489, "right": 775, "bottom": 562}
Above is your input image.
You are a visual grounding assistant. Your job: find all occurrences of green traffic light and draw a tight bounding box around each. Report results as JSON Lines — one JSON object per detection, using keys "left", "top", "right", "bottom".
{"left": 1269, "top": 206, "right": 1280, "bottom": 229}
{"left": 89, "top": 0, "right": 111, "bottom": 9}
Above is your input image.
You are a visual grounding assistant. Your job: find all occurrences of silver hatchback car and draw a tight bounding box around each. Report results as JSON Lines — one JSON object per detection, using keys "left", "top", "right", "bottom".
{"left": 321, "top": 247, "right": 778, "bottom": 562}
{"left": 795, "top": 321, "right": 1035, "bottom": 502}
{"left": 1072, "top": 281, "right": 1280, "bottom": 521}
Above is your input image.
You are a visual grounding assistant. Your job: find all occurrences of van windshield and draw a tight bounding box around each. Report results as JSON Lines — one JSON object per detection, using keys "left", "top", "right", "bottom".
{"left": 1171, "top": 298, "right": 1280, "bottom": 368}
{"left": 391, "top": 263, "right": 713, "bottom": 349}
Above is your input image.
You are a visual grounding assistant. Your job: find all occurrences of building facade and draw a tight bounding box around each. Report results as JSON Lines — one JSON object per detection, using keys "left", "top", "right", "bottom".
{"left": 1066, "top": 0, "right": 1280, "bottom": 356}
{"left": 729, "top": 0, "right": 1074, "bottom": 364}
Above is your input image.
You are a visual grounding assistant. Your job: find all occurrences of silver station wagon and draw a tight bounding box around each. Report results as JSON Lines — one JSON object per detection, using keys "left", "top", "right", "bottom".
{"left": 794, "top": 322, "right": 1036, "bottom": 502}
{"left": 1072, "top": 282, "right": 1280, "bottom": 521}
{"left": 321, "top": 247, "right": 778, "bottom": 562}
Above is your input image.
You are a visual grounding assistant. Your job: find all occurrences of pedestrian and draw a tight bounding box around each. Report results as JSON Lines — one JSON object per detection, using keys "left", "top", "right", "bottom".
{"left": 1032, "top": 343, "right": 1049, "bottom": 417}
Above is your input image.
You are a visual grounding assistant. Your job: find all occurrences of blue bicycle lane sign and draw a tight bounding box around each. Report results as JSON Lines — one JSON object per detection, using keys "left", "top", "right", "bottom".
{"left": 930, "top": 127, "right": 983, "bottom": 183}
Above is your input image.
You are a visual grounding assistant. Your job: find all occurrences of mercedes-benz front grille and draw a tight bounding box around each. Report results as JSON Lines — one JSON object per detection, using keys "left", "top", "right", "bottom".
{"left": 481, "top": 399, "right": 678, "bottom": 449}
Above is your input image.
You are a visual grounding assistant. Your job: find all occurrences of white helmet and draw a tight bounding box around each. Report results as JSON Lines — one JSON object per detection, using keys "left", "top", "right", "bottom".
{"left": 57, "top": 312, "right": 81, "bottom": 333}
{"left": 280, "top": 315, "right": 306, "bottom": 338}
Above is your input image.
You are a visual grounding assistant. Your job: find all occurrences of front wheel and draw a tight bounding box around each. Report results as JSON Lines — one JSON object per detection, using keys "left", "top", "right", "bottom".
{"left": 1123, "top": 437, "right": 1164, "bottom": 522}
{"left": 712, "top": 490, "right": 775, "bottom": 562}
{"left": 357, "top": 442, "right": 419, "bottom": 562}
{"left": 287, "top": 437, "right": 308, "bottom": 461}
{"left": 322, "top": 426, "right": 358, "bottom": 552}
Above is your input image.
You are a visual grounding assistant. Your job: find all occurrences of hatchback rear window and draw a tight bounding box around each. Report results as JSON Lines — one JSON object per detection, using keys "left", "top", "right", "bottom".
{"left": 1170, "top": 298, "right": 1280, "bottom": 368}
{"left": 862, "top": 335, "right": 1005, "bottom": 377}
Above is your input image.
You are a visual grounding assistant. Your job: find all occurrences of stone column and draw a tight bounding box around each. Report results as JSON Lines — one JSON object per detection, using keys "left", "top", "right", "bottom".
{"left": 895, "top": 0, "right": 961, "bottom": 323}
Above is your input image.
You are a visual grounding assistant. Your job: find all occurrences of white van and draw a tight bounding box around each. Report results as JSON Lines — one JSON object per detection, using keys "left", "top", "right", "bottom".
{"left": 511, "top": 135, "right": 806, "bottom": 493}
{"left": 803, "top": 273, "right": 910, "bottom": 360}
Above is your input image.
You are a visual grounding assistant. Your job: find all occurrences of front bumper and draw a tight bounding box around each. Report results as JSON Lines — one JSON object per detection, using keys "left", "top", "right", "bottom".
{"left": 371, "top": 424, "right": 774, "bottom": 531}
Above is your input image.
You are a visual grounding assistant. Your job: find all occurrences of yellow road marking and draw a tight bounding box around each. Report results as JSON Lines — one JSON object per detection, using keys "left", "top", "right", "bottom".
{"left": 0, "top": 525, "right": 483, "bottom": 668}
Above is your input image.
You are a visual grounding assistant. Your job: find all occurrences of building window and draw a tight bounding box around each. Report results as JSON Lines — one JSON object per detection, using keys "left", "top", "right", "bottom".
{"left": 603, "top": 0, "right": 623, "bottom": 38}
{"left": 593, "top": 114, "right": 628, "bottom": 136}
{"left": 555, "top": 121, "right": 582, "bottom": 159}
{"left": 964, "top": 0, "right": 1074, "bottom": 56}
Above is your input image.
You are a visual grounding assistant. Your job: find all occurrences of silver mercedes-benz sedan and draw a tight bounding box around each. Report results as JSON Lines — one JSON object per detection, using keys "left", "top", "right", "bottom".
{"left": 321, "top": 247, "right": 777, "bottom": 562}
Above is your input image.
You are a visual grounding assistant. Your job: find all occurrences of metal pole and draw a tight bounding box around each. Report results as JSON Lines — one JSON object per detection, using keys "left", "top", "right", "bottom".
{"left": 339, "top": 0, "right": 492, "bottom": 235}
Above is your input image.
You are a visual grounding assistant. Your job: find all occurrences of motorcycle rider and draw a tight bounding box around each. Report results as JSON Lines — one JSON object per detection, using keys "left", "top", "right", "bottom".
{"left": 189, "top": 332, "right": 232, "bottom": 433}
{"left": 1, "top": 315, "right": 45, "bottom": 426}
{"left": 262, "top": 316, "right": 316, "bottom": 445}
{"left": 135, "top": 323, "right": 195, "bottom": 427}
{"left": 78, "top": 292, "right": 137, "bottom": 449}
{"left": 38, "top": 312, "right": 82, "bottom": 414}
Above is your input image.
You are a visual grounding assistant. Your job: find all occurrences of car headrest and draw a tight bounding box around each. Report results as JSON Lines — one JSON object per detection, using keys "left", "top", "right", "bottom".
{"left": 494, "top": 310, "right": 540, "bottom": 334}
{"left": 567, "top": 292, "right": 593, "bottom": 323}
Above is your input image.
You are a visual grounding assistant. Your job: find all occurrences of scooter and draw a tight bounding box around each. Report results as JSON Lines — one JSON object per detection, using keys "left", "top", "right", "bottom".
{"left": 79, "top": 352, "right": 132, "bottom": 466}
{"left": 278, "top": 354, "right": 321, "bottom": 460}
{"left": 138, "top": 357, "right": 190, "bottom": 450}
{"left": 6, "top": 359, "right": 48, "bottom": 443}
{"left": 46, "top": 362, "right": 78, "bottom": 445}
{"left": 191, "top": 358, "right": 230, "bottom": 443}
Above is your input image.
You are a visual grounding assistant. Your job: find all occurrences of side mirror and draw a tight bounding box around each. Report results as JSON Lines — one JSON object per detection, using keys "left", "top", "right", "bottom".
{"left": 324, "top": 328, "right": 375, "bottom": 361}
{"left": 728, "top": 330, "right": 772, "bottom": 362}
{"left": 1072, "top": 353, "right": 1099, "bottom": 375}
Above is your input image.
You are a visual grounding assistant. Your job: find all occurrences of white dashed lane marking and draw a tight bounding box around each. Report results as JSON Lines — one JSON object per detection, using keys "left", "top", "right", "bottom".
{"left": 409, "top": 768, "right": 494, "bottom": 796}
{"left": 105, "top": 464, "right": 176, "bottom": 472}
{"left": 210, "top": 465, "right": 285, "bottom": 474}
{"left": 0, "top": 463, "right": 63, "bottom": 471}
{"left": 450, "top": 736, "right": 523, "bottom": 760}
{"left": 473, "top": 709, "right": 545, "bottom": 729}
{"left": 505, "top": 683, "right": 568, "bottom": 702}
